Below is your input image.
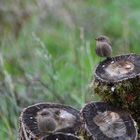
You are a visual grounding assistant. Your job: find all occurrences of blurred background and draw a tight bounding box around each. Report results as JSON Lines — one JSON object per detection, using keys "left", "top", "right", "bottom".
{"left": 0, "top": 0, "right": 140, "bottom": 139}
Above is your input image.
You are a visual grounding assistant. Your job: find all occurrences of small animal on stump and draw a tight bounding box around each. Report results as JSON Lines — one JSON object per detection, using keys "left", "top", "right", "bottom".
{"left": 95, "top": 35, "right": 112, "bottom": 59}
{"left": 36, "top": 109, "right": 57, "bottom": 133}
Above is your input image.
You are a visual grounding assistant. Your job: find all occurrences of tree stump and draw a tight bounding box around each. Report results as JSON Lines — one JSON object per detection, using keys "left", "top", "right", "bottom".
{"left": 81, "top": 102, "right": 138, "bottom": 140}
{"left": 91, "top": 54, "right": 140, "bottom": 129}
{"left": 19, "top": 103, "right": 81, "bottom": 140}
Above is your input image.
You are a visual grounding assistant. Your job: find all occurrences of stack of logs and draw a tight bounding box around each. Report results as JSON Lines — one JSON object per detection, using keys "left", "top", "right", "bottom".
{"left": 19, "top": 54, "right": 140, "bottom": 140}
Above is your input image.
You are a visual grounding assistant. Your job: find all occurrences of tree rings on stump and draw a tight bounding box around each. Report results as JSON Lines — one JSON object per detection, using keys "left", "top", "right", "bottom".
{"left": 91, "top": 54, "right": 140, "bottom": 128}
{"left": 81, "top": 102, "right": 138, "bottom": 140}
{"left": 19, "top": 103, "right": 81, "bottom": 140}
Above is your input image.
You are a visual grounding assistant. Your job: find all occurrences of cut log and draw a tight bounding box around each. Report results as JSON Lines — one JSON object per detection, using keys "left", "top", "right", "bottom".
{"left": 81, "top": 102, "right": 138, "bottom": 140}
{"left": 19, "top": 103, "right": 81, "bottom": 140}
{"left": 91, "top": 54, "right": 140, "bottom": 128}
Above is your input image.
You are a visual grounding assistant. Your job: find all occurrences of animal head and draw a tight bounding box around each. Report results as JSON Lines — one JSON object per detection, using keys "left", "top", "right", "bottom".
{"left": 95, "top": 35, "right": 111, "bottom": 45}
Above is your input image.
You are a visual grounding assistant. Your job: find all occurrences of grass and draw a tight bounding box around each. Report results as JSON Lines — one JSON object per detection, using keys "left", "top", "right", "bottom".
{"left": 0, "top": 0, "right": 140, "bottom": 139}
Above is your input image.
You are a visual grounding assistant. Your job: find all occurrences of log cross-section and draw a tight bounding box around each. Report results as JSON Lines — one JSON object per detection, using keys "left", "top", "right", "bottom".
{"left": 81, "top": 102, "right": 138, "bottom": 140}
